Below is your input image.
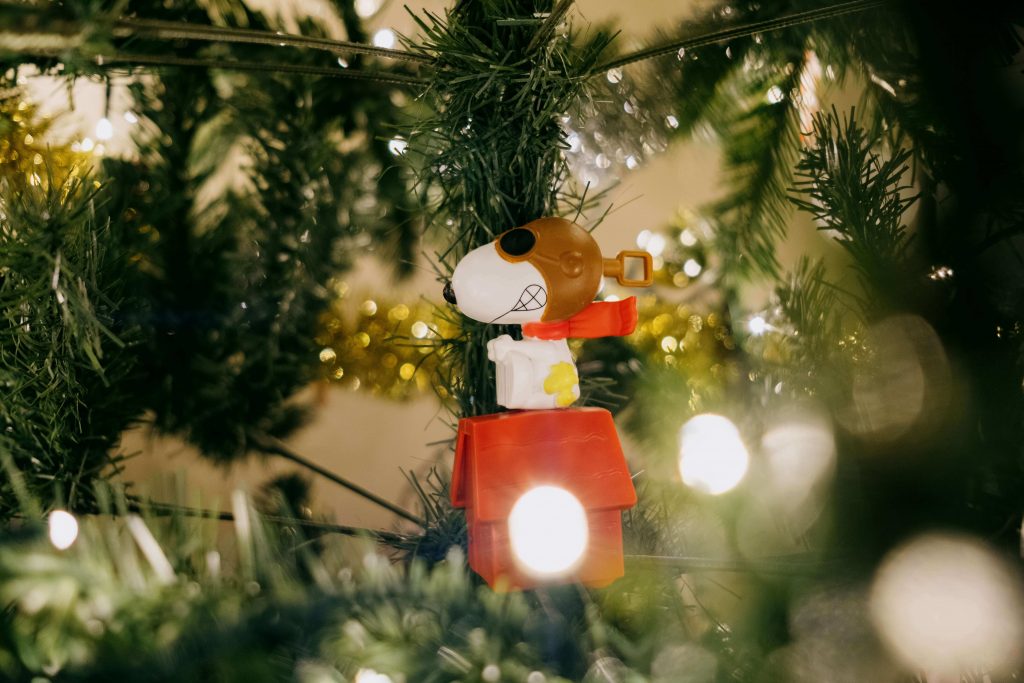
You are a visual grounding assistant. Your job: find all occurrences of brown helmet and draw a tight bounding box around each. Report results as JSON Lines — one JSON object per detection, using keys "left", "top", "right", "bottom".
{"left": 494, "top": 217, "right": 652, "bottom": 322}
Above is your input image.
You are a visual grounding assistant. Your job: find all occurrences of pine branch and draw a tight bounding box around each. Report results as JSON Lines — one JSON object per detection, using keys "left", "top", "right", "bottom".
{"left": 711, "top": 47, "right": 807, "bottom": 277}
{"left": 790, "top": 107, "right": 917, "bottom": 308}
{"left": 0, "top": 169, "right": 141, "bottom": 520}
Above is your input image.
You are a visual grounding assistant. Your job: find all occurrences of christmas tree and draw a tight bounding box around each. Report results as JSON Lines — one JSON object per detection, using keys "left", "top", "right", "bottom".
{"left": 1, "top": 0, "right": 1023, "bottom": 680}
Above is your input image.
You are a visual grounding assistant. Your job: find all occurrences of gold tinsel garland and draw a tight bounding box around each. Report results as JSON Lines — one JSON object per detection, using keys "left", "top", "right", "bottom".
{"left": 314, "top": 281, "right": 737, "bottom": 400}
{"left": 0, "top": 91, "right": 88, "bottom": 187}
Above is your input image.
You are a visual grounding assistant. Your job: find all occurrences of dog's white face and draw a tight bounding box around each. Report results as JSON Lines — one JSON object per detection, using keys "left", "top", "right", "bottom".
{"left": 449, "top": 241, "right": 548, "bottom": 324}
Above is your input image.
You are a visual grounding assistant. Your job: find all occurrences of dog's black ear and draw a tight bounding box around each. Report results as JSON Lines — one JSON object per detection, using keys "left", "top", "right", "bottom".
{"left": 558, "top": 250, "right": 585, "bottom": 278}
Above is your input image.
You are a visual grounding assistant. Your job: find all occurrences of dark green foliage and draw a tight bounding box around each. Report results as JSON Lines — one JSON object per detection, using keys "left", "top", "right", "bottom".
{"left": 0, "top": 173, "right": 141, "bottom": 518}
{"left": 2, "top": 0, "right": 423, "bottom": 466}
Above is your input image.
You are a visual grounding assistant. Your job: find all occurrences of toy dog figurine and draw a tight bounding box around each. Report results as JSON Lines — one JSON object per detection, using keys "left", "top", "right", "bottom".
{"left": 445, "top": 217, "right": 650, "bottom": 590}
{"left": 444, "top": 217, "right": 652, "bottom": 410}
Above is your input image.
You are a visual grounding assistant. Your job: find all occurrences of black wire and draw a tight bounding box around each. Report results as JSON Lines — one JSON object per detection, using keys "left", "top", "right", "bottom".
{"left": 591, "top": 0, "right": 887, "bottom": 74}
{"left": 95, "top": 52, "right": 427, "bottom": 86}
{"left": 114, "top": 17, "right": 432, "bottom": 64}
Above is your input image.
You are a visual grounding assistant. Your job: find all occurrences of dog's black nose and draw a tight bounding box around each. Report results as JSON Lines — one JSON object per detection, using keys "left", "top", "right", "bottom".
{"left": 442, "top": 281, "right": 457, "bottom": 305}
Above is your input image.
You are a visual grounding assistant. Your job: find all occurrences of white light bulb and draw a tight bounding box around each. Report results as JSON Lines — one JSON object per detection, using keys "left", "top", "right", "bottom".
{"left": 747, "top": 315, "right": 768, "bottom": 336}
{"left": 683, "top": 258, "right": 702, "bottom": 277}
{"left": 870, "top": 534, "right": 1024, "bottom": 676}
{"left": 766, "top": 85, "right": 785, "bottom": 104}
{"left": 354, "top": 0, "right": 379, "bottom": 18}
{"left": 678, "top": 414, "right": 749, "bottom": 495}
{"left": 80, "top": 137, "right": 95, "bottom": 153}
{"left": 372, "top": 29, "right": 396, "bottom": 49}
{"left": 354, "top": 669, "right": 393, "bottom": 683}
{"left": 645, "top": 233, "right": 666, "bottom": 258}
{"left": 508, "top": 485, "right": 588, "bottom": 577}
{"left": 48, "top": 509, "right": 79, "bottom": 549}
{"left": 387, "top": 136, "right": 408, "bottom": 156}
{"left": 123, "top": 111, "right": 139, "bottom": 124}
{"left": 95, "top": 117, "right": 114, "bottom": 141}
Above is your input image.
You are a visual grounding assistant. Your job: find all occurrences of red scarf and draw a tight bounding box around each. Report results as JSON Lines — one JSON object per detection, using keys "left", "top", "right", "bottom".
{"left": 521, "top": 297, "right": 638, "bottom": 340}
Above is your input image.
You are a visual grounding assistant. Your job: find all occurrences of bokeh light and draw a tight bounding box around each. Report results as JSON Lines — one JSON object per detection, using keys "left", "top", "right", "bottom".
{"left": 747, "top": 315, "right": 768, "bottom": 336}
{"left": 354, "top": 669, "right": 393, "bottom": 683}
{"left": 372, "top": 29, "right": 396, "bottom": 49}
{"left": 508, "top": 486, "right": 588, "bottom": 578}
{"left": 48, "top": 509, "right": 79, "bottom": 550}
{"left": 95, "top": 117, "right": 114, "bottom": 141}
{"left": 869, "top": 533, "right": 1024, "bottom": 676}
{"left": 844, "top": 315, "right": 951, "bottom": 443}
{"left": 678, "top": 414, "right": 749, "bottom": 494}
{"left": 761, "top": 412, "right": 835, "bottom": 518}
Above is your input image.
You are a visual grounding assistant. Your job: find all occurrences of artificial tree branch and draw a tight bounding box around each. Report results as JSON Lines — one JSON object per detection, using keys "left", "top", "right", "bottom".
{"left": 126, "top": 499, "right": 409, "bottom": 544}
{"left": 248, "top": 432, "right": 425, "bottom": 527}
{"left": 593, "top": 0, "right": 885, "bottom": 74}
{"left": 112, "top": 17, "right": 432, "bottom": 64}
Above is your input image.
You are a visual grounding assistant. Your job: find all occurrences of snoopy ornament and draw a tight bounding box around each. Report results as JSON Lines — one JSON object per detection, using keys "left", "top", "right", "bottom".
{"left": 445, "top": 216, "right": 652, "bottom": 409}
{"left": 445, "top": 217, "right": 651, "bottom": 591}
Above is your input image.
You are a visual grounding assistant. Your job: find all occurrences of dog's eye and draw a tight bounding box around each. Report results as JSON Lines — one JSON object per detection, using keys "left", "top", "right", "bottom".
{"left": 499, "top": 228, "right": 536, "bottom": 257}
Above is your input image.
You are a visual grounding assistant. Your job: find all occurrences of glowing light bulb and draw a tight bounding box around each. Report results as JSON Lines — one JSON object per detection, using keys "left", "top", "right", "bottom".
{"left": 766, "top": 85, "right": 785, "bottom": 104}
{"left": 678, "top": 414, "right": 749, "bottom": 494}
{"left": 354, "top": 0, "right": 380, "bottom": 18}
{"left": 355, "top": 669, "right": 393, "bottom": 683}
{"left": 508, "top": 485, "right": 588, "bottom": 577}
{"left": 80, "top": 137, "right": 95, "bottom": 153}
{"left": 870, "top": 534, "right": 1024, "bottom": 676}
{"left": 95, "top": 117, "right": 113, "bottom": 141}
{"left": 645, "top": 233, "right": 666, "bottom": 257}
{"left": 123, "top": 111, "right": 138, "bottom": 124}
{"left": 747, "top": 315, "right": 768, "bottom": 336}
{"left": 48, "top": 509, "right": 79, "bottom": 549}
{"left": 387, "top": 136, "right": 408, "bottom": 156}
{"left": 372, "top": 29, "right": 396, "bottom": 49}
{"left": 683, "top": 258, "right": 702, "bottom": 277}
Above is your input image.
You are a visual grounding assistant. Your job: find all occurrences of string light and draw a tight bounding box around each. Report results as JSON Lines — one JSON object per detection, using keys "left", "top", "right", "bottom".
{"left": 354, "top": 669, "right": 393, "bottom": 683}
{"left": 508, "top": 486, "right": 588, "bottom": 577}
{"left": 354, "top": 0, "right": 380, "bottom": 18}
{"left": 678, "top": 414, "right": 749, "bottom": 494}
{"left": 372, "top": 29, "right": 396, "bottom": 49}
{"left": 95, "top": 117, "right": 114, "bottom": 141}
{"left": 747, "top": 315, "right": 769, "bottom": 336}
{"left": 48, "top": 509, "right": 79, "bottom": 550}
{"left": 765, "top": 85, "right": 785, "bottom": 104}
{"left": 870, "top": 534, "right": 1024, "bottom": 676}
{"left": 387, "top": 136, "right": 408, "bottom": 156}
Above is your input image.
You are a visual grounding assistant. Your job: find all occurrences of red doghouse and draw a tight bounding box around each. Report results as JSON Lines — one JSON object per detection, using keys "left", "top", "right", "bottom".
{"left": 452, "top": 407, "right": 636, "bottom": 590}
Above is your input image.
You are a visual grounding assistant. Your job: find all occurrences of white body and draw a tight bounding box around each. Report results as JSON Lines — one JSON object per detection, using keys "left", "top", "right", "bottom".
{"left": 487, "top": 335, "right": 580, "bottom": 410}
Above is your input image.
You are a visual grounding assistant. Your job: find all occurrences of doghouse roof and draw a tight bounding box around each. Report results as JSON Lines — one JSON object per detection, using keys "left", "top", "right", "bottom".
{"left": 452, "top": 408, "right": 637, "bottom": 522}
